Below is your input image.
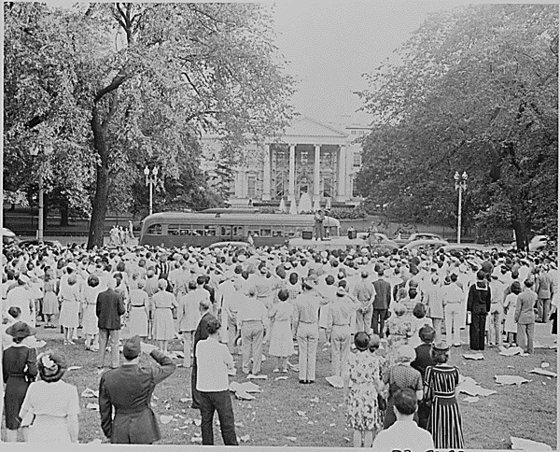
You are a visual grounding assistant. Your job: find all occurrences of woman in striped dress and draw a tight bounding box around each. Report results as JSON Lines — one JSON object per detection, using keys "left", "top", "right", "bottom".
{"left": 424, "top": 341, "right": 464, "bottom": 449}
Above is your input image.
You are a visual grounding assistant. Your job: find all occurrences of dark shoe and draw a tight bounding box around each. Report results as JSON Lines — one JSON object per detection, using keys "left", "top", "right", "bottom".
{"left": 299, "top": 380, "right": 306, "bottom": 384}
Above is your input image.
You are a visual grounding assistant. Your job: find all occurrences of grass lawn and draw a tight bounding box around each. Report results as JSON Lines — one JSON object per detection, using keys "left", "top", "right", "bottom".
{"left": 2, "top": 327, "right": 557, "bottom": 449}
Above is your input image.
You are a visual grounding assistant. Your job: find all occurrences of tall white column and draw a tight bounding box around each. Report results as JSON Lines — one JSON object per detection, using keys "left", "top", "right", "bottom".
{"left": 313, "top": 145, "right": 321, "bottom": 207}
{"left": 262, "top": 145, "right": 271, "bottom": 201}
{"left": 337, "top": 145, "right": 346, "bottom": 201}
{"left": 288, "top": 145, "right": 296, "bottom": 203}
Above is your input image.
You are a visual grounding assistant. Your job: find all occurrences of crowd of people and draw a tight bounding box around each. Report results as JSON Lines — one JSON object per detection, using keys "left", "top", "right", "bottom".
{"left": 1, "top": 236, "right": 557, "bottom": 448}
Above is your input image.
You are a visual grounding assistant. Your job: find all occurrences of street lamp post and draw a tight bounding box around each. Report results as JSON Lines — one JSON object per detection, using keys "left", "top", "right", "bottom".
{"left": 454, "top": 171, "right": 468, "bottom": 244}
{"left": 144, "top": 166, "right": 159, "bottom": 215}
{"left": 30, "top": 144, "right": 54, "bottom": 243}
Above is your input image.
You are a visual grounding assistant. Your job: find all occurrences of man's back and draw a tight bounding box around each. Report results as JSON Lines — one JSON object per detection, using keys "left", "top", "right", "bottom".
{"left": 97, "top": 289, "right": 124, "bottom": 330}
{"left": 373, "top": 278, "right": 391, "bottom": 309}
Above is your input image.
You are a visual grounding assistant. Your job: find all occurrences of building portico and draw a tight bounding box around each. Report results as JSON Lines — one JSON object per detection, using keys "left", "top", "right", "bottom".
{"left": 202, "top": 116, "right": 367, "bottom": 209}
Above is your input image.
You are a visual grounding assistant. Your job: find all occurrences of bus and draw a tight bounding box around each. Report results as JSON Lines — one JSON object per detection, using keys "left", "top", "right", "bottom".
{"left": 139, "top": 211, "right": 340, "bottom": 248}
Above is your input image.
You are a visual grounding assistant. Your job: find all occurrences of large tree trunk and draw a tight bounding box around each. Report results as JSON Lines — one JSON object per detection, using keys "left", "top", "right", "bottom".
{"left": 59, "top": 199, "right": 69, "bottom": 227}
{"left": 512, "top": 217, "right": 530, "bottom": 252}
{"left": 87, "top": 106, "right": 111, "bottom": 249}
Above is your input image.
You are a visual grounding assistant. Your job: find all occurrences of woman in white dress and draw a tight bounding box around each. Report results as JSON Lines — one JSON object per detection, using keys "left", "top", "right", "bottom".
{"left": 128, "top": 279, "right": 149, "bottom": 338}
{"left": 58, "top": 275, "right": 81, "bottom": 345}
{"left": 81, "top": 275, "right": 101, "bottom": 351}
{"left": 503, "top": 281, "right": 521, "bottom": 347}
{"left": 268, "top": 288, "right": 295, "bottom": 372}
{"left": 19, "top": 351, "right": 79, "bottom": 443}
{"left": 152, "top": 279, "right": 177, "bottom": 353}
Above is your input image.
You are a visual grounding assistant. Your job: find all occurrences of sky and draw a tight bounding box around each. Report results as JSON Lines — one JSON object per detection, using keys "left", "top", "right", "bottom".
{"left": 271, "top": 0, "right": 472, "bottom": 127}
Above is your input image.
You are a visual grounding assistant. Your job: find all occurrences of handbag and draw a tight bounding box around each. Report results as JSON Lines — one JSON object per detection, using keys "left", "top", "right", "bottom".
{"left": 377, "top": 393, "right": 387, "bottom": 411}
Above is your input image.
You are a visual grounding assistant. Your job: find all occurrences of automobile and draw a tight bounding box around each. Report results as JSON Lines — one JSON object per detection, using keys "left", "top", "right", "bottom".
{"left": 440, "top": 243, "right": 495, "bottom": 256}
{"left": 208, "top": 241, "right": 250, "bottom": 249}
{"left": 407, "top": 232, "right": 444, "bottom": 242}
{"left": 509, "top": 235, "right": 554, "bottom": 252}
{"left": 402, "top": 238, "right": 449, "bottom": 252}
{"left": 2, "top": 227, "right": 19, "bottom": 246}
{"left": 18, "top": 239, "right": 63, "bottom": 249}
{"left": 366, "top": 232, "right": 399, "bottom": 251}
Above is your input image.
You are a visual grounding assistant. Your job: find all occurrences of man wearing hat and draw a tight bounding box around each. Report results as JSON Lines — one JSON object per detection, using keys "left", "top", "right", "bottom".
{"left": 98, "top": 335, "right": 176, "bottom": 444}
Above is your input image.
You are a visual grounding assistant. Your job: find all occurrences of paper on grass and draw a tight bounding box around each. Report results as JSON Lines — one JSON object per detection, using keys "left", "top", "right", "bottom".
{"left": 510, "top": 436, "right": 552, "bottom": 450}
{"left": 462, "top": 396, "right": 480, "bottom": 403}
{"left": 463, "top": 353, "right": 484, "bottom": 360}
{"left": 67, "top": 366, "right": 82, "bottom": 371}
{"left": 81, "top": 388, "right": 99, "bottom": 398}
{"left": 325, "top": 375, "right": 344, "bottom": 388}
{"left": 494, "top": 375, "right": 531, "bottom": 385}
{"left": 529, "top": 368, "right": 557, "bottom": 378}
{"left": 160, "top": 415, "right": 173, "bottom": 424}
{"left": 498, "top": 346, "right": 524, "bottom": 356}
{"left": 457, "top": 376, "right": 496, "bottom": 397}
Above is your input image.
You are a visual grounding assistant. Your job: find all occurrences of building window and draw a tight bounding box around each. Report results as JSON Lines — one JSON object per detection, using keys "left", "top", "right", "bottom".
{"left": 247, "top": 174, "right": 256, "bottom": 198}
{"left": 353, "top": 151, "right": 362, "bottom": 167}
{"left": 323, "top": 178, "right": 333, "bottom": 198}
{"left": 300, "top": 151, "right": 309, "bottom": 164}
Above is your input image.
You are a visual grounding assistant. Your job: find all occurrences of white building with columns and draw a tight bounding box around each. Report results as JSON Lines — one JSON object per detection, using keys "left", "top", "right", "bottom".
{"left": 201, "top": 116, "right": 368, "bottom": 209}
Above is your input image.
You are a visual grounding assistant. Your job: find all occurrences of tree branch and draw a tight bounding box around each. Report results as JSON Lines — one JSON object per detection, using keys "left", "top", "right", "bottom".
{"left": 94, "top": 73, "right": 130, "bottom": 103}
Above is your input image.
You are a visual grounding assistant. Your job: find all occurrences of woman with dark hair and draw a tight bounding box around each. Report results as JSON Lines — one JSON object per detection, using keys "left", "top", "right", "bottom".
{"left": 424, "top": 341, "right": 464, "bottom": 449}
{"left": 59, "top": 274, "right": 81, "bottom": 345}
{"left": 42, "top": 272, "right": 58, "bottom": 329}
{"left": 152, "top": 279, "right": 178, "bottom": 353}
{"left": 343, "top": 331, "right": 385, "bottom": 447}
{"left": 268, "top": 288, "right": 295, "bottom": 373}
{"left": 19, "top": 351, "right": 79, "bottom": 443}
{"left": 82, "top": 274, "right": 101, "bottom": 351}
{"left": 2, "top": 322, "right": 38, "bottom": 442}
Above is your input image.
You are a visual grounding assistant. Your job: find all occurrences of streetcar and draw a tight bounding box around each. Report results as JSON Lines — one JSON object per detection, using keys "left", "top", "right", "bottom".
{"left": 139, "top": 211, "right": 340, "bottom": 248}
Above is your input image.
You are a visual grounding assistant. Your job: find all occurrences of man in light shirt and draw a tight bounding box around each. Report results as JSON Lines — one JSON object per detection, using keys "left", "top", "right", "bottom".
{"left": 442, "top": 273, "right": 465, "bottom": 347}
{"left": 236, "top": 286, "right": 268, "bottom": 376}
{"left": 352, "top": 270, "right": 375, "bottom": 334}
{"left": 372, "top": 388, "right": 435, "bottom": 452}
{"left": 195, "top": 317, "right": 238, "bottom": 445}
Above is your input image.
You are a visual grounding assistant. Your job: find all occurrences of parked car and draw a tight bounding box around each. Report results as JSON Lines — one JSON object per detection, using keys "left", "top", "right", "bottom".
{"left": 2, "top": 227, "right": 19, "bottom": 246}
{"left": 509, "top": 235, "right": 554, "bottom": 252}
{"left": 402, "top": 238, "right": 449, "bottom": 252}
{"left": 440, "top": 243, "right": 495, "bottom": 256}
{"left": 357, "top": 232, "right": 399, "bottom": 252}
{"left": 208, "top": 241, "right": 250, "bottom": 249}
{"left": 407, "top": 232, "right": 444, "bottom": 242}
{"left": 19, "top": 239, "right": 63, "bottom": 249}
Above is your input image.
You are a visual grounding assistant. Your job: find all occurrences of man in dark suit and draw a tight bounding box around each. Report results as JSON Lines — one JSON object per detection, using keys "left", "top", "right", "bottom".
{"left": 372, "top": 269, "right": 392, "bottom": 337}
{"left": 96, "top": 278, "right": 126, "bottom": 371}
{"left": 191, "top": 298, "right": 216, "bottom": 409}
{"left": 467, "top": 269, "right": 492, "bottom": 350}
{"left": 99, "top": 335, "right": 176, "bottom": 444}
